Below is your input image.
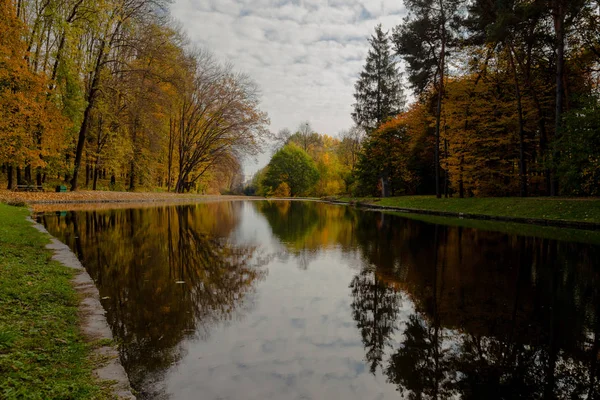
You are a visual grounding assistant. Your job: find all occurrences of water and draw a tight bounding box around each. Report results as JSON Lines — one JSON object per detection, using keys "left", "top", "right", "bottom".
{"left": 39, "top": 200, "right": 600, "bottom": 399}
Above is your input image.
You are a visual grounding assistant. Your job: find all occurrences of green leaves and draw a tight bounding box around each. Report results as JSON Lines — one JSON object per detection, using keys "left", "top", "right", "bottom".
{"left": 263, "top": 143, "right": 320, "bottom": 197}
{"left": 352, "top": 24, "right": 405, "bottom": 132}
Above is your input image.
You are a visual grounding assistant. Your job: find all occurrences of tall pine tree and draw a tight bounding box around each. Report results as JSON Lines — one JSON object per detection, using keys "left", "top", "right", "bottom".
{"left": 352, "top": 25, "right": 405, "bottom": 133}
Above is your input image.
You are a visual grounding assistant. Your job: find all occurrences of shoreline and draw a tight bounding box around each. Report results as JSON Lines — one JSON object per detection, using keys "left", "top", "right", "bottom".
{"left": 0, "top": 203, "right": 134, "bottom": 398}
{"left": 29, "top": 217, "right": 136, "bottom": 399}
{"left": 2, "top": 189, "right": 599, "bottom": 230}
{"left": 325, "top": 198, "right": 600, "bottom": 231}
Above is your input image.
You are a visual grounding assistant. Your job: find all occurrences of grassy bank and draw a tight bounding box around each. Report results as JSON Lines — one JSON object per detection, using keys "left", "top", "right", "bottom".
{"left": 336, "top": 196, "right": 600, "bottom": 224}
{"left": 0, "top": 204, "right": 107, "bottom": 398}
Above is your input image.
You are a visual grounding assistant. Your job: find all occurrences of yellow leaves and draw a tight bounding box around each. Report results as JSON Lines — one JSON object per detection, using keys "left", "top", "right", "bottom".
{"left": 271, "top": 182, "right": 291, "bottom": 198}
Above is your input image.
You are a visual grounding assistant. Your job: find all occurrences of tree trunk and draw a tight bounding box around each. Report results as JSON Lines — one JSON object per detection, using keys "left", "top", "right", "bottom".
{"left": 7, "top": 165, "right": 14, "bottom": 190}
{"left": 93, "top": 166, "right": 99, "bottom": 190}
{"left": 36, "top": 168, "right": 42, "bottom": 187}
{"left": 167, "top": 116, "right": 174, "bottom": 192}
{"left": 71, "top": 32, "right": 110, "bottom": 191}
{"left": 129, "top": 118, "right": 138, "bottom": 191}
{"left": 508, "top": 47, "right": 528, "bottom": 197}
{"left": 551, "top": 2, "right": 565, "bottom": 196}
{"left": 85, "top": 162, "right": 90, "bottom": 187}
{"left": 434, "top": 3, "right": 446, "bottom": 199}
{"left": 71, "top": 92, "right": 96, "bottom": 190}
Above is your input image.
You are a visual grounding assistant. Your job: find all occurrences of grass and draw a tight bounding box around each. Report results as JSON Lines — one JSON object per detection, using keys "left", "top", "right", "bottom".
{"left": 336, "top": 196, "right": 600, "bottom": 224}
{"left": 393, "top": 212, "right": 600, "bottom": 245}
{"left": 0, "top": 203, "right": 109, "bottom": 399}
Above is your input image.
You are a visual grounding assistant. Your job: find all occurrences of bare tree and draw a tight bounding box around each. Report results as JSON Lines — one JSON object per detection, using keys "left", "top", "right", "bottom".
{"left": 272, "top": 128, "right": 291, "bottom": 152}
{"left": 338, "top": 125, "right": 365, "bottom": 171}
{"left": 174, "top": 50, "right": 269, "bottom": 193}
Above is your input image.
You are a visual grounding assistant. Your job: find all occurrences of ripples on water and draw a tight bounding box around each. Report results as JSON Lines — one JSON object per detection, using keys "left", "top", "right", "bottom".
{"left": 40, "top": 200, "right": 600, "bottom": 400}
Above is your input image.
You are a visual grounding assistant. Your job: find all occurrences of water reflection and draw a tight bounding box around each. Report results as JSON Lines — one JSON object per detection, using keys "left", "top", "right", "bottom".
{"left": 254, "top": 201, "right": 600, "bottom": 399}
{"left": 41, "top": 200, "right": 600, "bottom": 399}
{"left": 41, "top": 203, "right": 267, "bottom": 398}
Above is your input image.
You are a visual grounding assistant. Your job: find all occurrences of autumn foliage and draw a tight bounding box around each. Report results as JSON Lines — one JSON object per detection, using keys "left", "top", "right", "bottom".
{"left": 1, "top": 0, "right": 269, "bottom": 193}
{"left": 0, "top": 0, "right": 66, "bottom": 187}
{"left": 354, "top": 0, "right": 600, "bottom": 198}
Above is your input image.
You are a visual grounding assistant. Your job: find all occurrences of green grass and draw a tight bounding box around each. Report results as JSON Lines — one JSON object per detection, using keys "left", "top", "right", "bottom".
{"left": 391, "top": 212, "right": 600, "bottom": 245}
{"left": 0, "top": 204, "right": 108, "bottom": 399}
{"left": 336, "top": 196, "right": 600, "bottom": 224}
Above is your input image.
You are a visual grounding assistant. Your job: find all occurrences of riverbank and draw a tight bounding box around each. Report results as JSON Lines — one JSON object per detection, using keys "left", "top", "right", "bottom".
{"left": 0, "top": 203, "right": 132, "bottom": 399}
{"left": 330, "top": 196, "right": 600, "bottom": 230}
{"left": 0, "top": 189, "right": 253, "bottom": 205}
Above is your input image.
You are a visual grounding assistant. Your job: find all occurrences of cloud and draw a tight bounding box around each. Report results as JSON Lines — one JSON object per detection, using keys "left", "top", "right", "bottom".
{"left": 169, "top": 0, "right": 407, "bottom": 176}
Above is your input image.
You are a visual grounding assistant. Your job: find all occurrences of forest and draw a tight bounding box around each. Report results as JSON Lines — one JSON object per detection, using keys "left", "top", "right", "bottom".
{"left": 0, "top": 0, "right": 269, "bottom": 193}
{"left": 1, "top": 0, "right": 599, "bottom": 197}
{"left": 256, "top": 0, "right": 600, "bottom": 198}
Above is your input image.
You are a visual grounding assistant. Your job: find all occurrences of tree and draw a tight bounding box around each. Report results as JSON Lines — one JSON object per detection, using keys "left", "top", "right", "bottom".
{"left": 0, "top": 0, "right": 66, "bottom": 189}
{"left": 338, "top": 126, "right": 364, "bottom": 172}
{"left": 547, "top": 0, "right": 589, "bottom": 195}
{"left": 355, "top": 113, "right": 415, "bottom": 197}
{"left": 272, "top": 128, "right": 291, "bottom": 152}
{"left": 393, "top": 0, "right": 463, "bottom": 198}
{"left": 174, "top": 51, "right": 269, "bottom": 193}
{"left": 288, "top": 121, "right": 323, "bottom": 157}
{"left": 262, "top": 143, "right": 319, "bottom": 197}
{"left": 70, "top": 0, "right": 170, "bottom": 190}
{"left": 337, "top": 126, "right": 364, "bottom": 193}
{"left": 352, "top": 24, "right": 405, "bottom": 132}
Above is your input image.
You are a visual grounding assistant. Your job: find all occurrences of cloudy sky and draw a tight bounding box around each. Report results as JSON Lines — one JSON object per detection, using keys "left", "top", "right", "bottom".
{"left": 170, "top": 0, "right": 407, "bottom": 175}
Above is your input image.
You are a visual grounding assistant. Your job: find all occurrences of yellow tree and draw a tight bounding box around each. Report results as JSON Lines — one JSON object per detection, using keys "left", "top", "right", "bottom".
{"left": 0, "top": 0, "right": 66, "bottom": 188}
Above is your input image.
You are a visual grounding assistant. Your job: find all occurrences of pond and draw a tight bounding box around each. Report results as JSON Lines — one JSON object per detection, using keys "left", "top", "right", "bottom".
{"left": 39, "top": 200, "right": 600, "bottom": 399}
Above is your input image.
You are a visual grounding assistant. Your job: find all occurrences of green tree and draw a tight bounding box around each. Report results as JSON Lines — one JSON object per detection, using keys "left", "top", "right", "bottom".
{"left": 263, "top": 143, "right": 319, "bottom": 197}
{"left": 352, "top": 24, "right": 405, "bottom": 132}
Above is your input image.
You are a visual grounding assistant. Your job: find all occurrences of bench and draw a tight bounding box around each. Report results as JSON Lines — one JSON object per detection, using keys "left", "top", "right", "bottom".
{"left": 15, "top": 184, "right": 44, "bottom": 192}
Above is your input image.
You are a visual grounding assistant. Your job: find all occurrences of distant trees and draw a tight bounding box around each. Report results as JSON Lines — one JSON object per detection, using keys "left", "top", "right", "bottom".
{"left": 263, "top": 144, "right": 319, "bottom": 197}
{"left": 252, "top": 122, "right": 365, "bottom": 197}
{"left": 352, "top": 24, "right": 405, "bottom": 133}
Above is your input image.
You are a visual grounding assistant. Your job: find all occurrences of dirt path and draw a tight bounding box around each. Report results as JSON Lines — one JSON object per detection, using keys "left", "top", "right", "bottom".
{"left": 0, "top": 189, "right": 258, "bottom": 207}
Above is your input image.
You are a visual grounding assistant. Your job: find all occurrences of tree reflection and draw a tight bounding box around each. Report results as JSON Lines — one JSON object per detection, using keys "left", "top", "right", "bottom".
{"left": 350, "top": 212, "right": 600, "bottom": 399}
{"left": 350, "top": 268, "right": 402, "bottom": 374}
{"left": 42, "top": 203, "right": 266, "bottom": 399}
{"left": 254, "top": 200, "right": 360, "bottom": 268}
{"left": 42, "top": 201, "right": 600, "bottom": 399}
{"left": 252, "top": 201, "right": 600, "bottom": 398}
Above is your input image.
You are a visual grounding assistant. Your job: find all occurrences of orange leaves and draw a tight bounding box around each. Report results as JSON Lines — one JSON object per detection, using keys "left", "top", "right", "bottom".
{"left": 0, "top": 0, "right": 68, "bottom": 170}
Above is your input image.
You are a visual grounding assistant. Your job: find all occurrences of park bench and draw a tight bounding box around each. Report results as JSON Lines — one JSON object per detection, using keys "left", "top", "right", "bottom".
{"left": 15, "top": 184, "right": 44, "bottom": 192}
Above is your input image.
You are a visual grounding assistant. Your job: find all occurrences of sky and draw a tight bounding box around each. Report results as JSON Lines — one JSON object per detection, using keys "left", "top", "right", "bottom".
{"left": 169, "top": 0, "right": 407, "bottom": 176}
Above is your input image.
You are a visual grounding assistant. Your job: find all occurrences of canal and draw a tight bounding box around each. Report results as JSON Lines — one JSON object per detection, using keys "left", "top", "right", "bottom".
{"left": 40, "top": 200, "right": 600, "bottom": 399}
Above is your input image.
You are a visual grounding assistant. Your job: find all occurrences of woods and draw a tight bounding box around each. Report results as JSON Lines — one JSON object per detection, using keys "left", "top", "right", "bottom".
{"left": 353, "top": 0, "right": 600, "bottom": 198}
{"left": 257, "top": 1, "right": 599, "bottom": 199}
{"left": 2, "top": 0, "right": 599, "bottom": 198}
{"left": 278, "top": 1, "right": 598, "bottom": 199}
{"left": 0, "top": 0, "right": 269, "bottom": 193}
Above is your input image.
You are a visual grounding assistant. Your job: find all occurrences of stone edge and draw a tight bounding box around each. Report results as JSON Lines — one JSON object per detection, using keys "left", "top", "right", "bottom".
{"left": 27, "top": 216, "right": 136, "bottom": 399}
